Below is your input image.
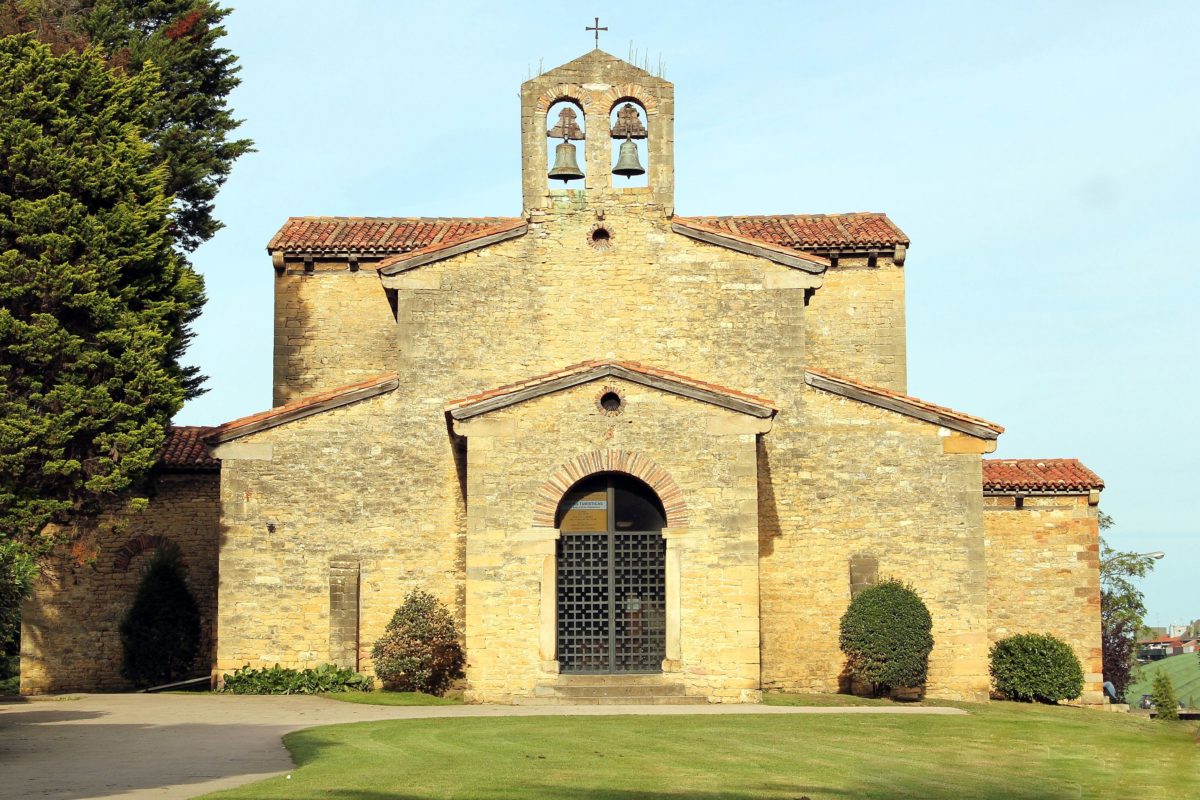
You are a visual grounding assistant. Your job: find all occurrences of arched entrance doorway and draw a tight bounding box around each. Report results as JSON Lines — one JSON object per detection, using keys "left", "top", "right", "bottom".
{"left": 555, "top": 472, "right": 667, "bottom": 674}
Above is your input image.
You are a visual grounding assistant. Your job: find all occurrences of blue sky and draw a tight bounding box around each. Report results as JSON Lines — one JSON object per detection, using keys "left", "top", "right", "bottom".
{"left": 177, "top": 1, "right": 1199, "bottom": 624}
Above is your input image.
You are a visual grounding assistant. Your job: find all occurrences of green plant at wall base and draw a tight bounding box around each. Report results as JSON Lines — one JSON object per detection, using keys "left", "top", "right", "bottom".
{"left": 990, "top": 633, "right": 1083, "bottom": 703}
{"left": 1150, "top": 672, "right": 1179, "bottom": 721}
{"left": 838, "top": 579, "right": 934, "bottom": 696}
{"left": 119, "top": 546, "right": 200, "bottom": 687}
{"left": 220, "top": 663, "right": 372, "bottom": 695}
{"left": 372, "top": 590, "right": 465, "bottom": 695}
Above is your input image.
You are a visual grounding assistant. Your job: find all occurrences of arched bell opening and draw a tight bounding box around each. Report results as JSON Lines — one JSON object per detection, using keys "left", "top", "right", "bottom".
{"left": 609, "top": 100, "right": 648, "bottom": 188}
{"left": 555, "top": 472, "right": 666, "bottom": 673}
{"left": 546, "top": 99, "right": 586, "bottom": 186}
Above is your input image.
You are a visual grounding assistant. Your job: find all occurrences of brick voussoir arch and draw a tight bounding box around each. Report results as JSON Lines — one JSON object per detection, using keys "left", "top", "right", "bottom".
{"left": 533, "top": 449, "right": 688, "bottom": 528}
{"left": 602, "top": 84, "right": 659, "bottom": 113}
{"left": 113, "top": 534, "right": 185, "bottom": 572}
{"left": 534, "top": 84, "right": 595, "bottom": 114}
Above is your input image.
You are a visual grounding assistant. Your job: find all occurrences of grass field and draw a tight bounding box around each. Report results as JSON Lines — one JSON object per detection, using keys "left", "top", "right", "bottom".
{"left": 202, "top": 697, "right": 1199, "bottom": 800}
{"left": 1128, "top": 653, "right": 1200, "bottom": 706}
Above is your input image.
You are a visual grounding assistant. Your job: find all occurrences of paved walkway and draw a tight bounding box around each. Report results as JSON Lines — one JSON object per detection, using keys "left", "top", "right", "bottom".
{"left": 0, "top": 693, "right": 964, "bottom": 800}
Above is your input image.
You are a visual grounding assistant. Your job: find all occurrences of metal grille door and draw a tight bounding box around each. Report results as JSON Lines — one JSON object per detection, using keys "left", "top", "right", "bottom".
{"left": 557, "top": 531, "right": 666, "bottom": 673}
{"left": 613, "top": 533, "right": 667, "bottom": 672}
{"left": 556, "top": 534, "right": 611, "bottom": 673}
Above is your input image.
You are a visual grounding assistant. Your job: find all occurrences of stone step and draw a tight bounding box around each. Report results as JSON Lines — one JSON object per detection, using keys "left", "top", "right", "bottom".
{"left": 549, "top": 674, "right": 671, "bottom": 686}
{"left": 535, "top": 683, "right": 686, "bottom": 698}
{"left": 513, "top": 695, "right": 709, "bottom": 706}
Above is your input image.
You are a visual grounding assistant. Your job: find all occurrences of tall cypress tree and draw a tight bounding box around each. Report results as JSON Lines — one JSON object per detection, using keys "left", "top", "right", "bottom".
{"left": 0, "top": 35, "right": 203, "bottom": 630}
{"left": 1, "top": 0, "right": 253, "bottom": 252}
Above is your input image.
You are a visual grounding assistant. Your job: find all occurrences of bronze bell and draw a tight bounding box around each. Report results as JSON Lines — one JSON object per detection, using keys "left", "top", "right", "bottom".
{"left": 613, "top": 135, "right": 645, "bottom": 178}
{"left": 548, "top": 139, "right": 584, "bottom": 182}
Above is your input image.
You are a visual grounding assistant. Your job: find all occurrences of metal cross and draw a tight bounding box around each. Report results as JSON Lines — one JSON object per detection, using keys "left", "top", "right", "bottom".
{"left": 586, "top": 17, "right": 607, "bottom": 48}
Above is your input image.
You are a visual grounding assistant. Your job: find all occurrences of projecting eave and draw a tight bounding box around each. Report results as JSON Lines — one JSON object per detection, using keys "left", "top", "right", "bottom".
{"left": 376, "top": 219, "right": 527, "bottom": 278}
{"left": 671, "top": 219, "right": 829, "bottom": 275}
{"left": 205, "top": 373, "right": 399, "bottom": 445}
{"left": 804, "top": 369, "right": 1004, "bottom": 441}
{"left": 446, "top": 360, "right": 777, "bottom": 422}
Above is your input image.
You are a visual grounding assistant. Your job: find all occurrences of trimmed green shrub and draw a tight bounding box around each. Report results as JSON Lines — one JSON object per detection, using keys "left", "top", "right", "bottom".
{"left": 990, "top": 633, "right": 1083, "bottom": 703}
{"left": 372, "top": 590, "right": 465, "bottom": 695}
{"left": 220, "top": 663, "right": 372, "bottom": 694}
{"left": 119, "top": 546, "right": 200, "bottom": 687}
{"left": 838, "top": 579, "right": 934, "bottom": 696}
{"left": 1151, "top": 672, "right": 1179, "bottom": 720}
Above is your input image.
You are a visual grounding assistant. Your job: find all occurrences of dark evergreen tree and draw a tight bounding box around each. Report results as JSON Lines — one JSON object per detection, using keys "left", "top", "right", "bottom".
{"left": 119, "top": 546, "right": 200, "bottom": 686}
{"left": 0, "top": 35, "right": 204, "bottom": 640}
{"left": 1, "top": 0, "right": 253, "bottom": 251}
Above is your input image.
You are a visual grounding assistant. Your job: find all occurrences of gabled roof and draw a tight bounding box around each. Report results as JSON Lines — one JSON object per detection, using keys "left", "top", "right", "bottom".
{"left": 159, "top": 426, "right": 219, "bottom": 471}
{"left": 267, "top": 217, "right": 525, "bottom": 257}
{"left": 675, "top": 213, "right": 909, "bottom": 252}
{"left": 541, "top": 48, "right": 663, "bottom": 84}
{"left": 265, "top": 213, "right": 907, "bottom": 262}
{"left": 446, "top": 360, "right": 777, "bottom": 421}
{"left": 671, "top": 219, "right": 829, "bottom": 274}
{"left": 376, "top": 218, "right": 527, "bottom": 275}
{"left": 982, "top": 459, "right": 1104, "bottom": 493}
{"left": 207, "top": 373, "right": 399, "bottom": 445}
{"left": 804, "top": 368, "right": 1004, "bottom": 439}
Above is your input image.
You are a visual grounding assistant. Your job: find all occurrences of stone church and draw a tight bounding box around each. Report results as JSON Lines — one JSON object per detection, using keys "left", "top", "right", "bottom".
{"left": 21, "top": 49, "right": 1106, "bottom": 705}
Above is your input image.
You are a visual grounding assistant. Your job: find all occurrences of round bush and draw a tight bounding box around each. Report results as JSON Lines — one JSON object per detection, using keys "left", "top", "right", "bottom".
{"left": 839, "top": 579, "right": 934, "bottom": 695}
{"left": 990, "top": 633, "right": 1083, "bottom": 703}
{"left": 371, "top": 590, "right": 465, "bottom": 695}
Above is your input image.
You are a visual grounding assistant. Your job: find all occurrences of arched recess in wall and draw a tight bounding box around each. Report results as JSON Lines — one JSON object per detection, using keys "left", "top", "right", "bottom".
{"left": 546, "top": 98, "right": 586, "bottom": 187}
{"left": 113, "top": 534, "right": 187, "bottom": 572}
{"left": 609, "top": 99, "right": 648, "bottom": 188}
{"left": 532, "top": 449, "right": 688, "bottom": 529}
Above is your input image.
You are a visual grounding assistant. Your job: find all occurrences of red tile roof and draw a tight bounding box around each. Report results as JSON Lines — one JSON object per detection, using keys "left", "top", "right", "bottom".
{"left": 267, "top": 217, "right": 525, "bottom": 256}
{"left": 375, "top": 218, "right": 527, "bottom": 273}
{"left": 446, "top": 359, "right": 777, "bottom": 419}
{"left": 267, "top": 213, "right": 908, "bottom": 258}
{"left": 674, "top": 213, "right": 909, "bottom": 251}
{"left": 805, "top": 368, "right": 1004, "bottom": 437}
{"left": 982, "top": 459, "right": 1104, "bottom": 493}
{"left": 207, "top": 373, "right": 400, "bottom": 444}
{"left": 159, "top": 426, "right": 219, "bottom": 470}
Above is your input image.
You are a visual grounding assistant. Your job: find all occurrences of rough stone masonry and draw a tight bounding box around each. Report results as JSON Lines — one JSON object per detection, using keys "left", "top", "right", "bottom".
{"left": 22, "top": 49, "right": 1105, "bottom": 706}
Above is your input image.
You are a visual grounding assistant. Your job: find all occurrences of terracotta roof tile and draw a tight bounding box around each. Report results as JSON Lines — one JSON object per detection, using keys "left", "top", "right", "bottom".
{"left": 375, "top": 218, "right": 527, "bottom": 272}
{"left": 805, "top": 368, "right": 1004, "bottom": 436}
{"left": 158, "top": 426, "right": 219, "bottom": 470}
{"left": 268, "top": 213, "right": 906, "bottom": 259}
{"left": 982, "top": 459, "right": 1104, "bottom": 493}
{"left": 675, "top": 213, "right": 909, "bottom": 251}
{"left": 208, "top": 373, "right": 399, "bottom": 444}
{"left": 267, "top": 217, "right": 525, "bottom": 256}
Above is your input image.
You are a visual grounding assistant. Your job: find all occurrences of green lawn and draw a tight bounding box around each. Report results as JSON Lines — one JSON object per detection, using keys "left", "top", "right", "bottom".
{"left": 321, "top": 690, "right": 462, "bottom": 706}
{"left": 1128, "top": 653, "right": 1200, "bottom": 706}
{"left": 202, "top": 697, "right": 1199, "bottom": 800}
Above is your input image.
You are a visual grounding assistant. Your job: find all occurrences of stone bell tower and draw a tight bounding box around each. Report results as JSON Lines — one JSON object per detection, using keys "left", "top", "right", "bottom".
{"left": 519, "top": 49, "right": 675, "bottom": 213}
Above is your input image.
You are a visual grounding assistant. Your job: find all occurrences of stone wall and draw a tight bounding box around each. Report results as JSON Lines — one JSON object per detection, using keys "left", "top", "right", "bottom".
{"left": 213, "top": 390, "right": 464, "bottom": 678}
{"left": 20, "top": 471, "right": 220, "bottom": 694}
{"left": 759, "top": 387, "right": 991, "bottom": 702}
{"left": 454, "top": 379, "right": 765, "bottom": 703}
{"left": 273, "top": 264, "right": 396, "bottom": 406}
{"left": 984, "top": 493, "right": 1104, "bottom": 704}
{"left": 805, "top": 256, "right": 907, "bottom": 394}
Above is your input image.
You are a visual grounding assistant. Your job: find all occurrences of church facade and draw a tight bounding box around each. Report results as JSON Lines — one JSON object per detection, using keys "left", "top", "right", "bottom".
{"left": 21, "top": 50, "right": 1105, "bottom": 704}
